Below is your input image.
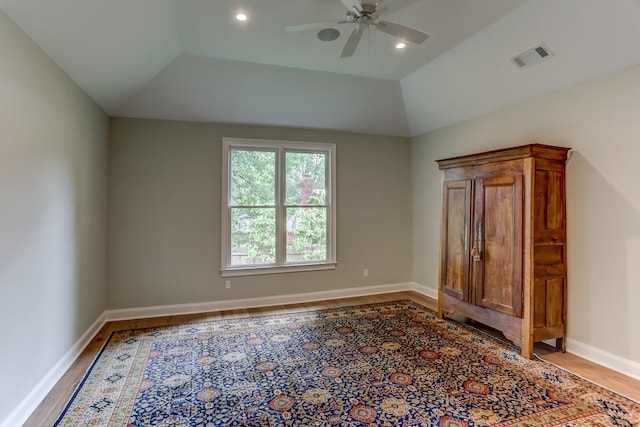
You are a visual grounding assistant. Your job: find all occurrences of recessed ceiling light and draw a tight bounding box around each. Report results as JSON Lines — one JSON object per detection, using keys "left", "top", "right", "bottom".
{"left": 395, "top": 42, "right": 407, "bottom": 50}
{"left": 317, "top": 28, "right": 340, "bottom": 42}
{"left": 235, "top": 12, "right": 248, "bottom": 22}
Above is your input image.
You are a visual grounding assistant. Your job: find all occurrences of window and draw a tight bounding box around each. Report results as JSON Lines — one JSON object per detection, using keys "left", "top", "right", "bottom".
{"left": 221, "top": 138, "right": 336, "bottom": 276}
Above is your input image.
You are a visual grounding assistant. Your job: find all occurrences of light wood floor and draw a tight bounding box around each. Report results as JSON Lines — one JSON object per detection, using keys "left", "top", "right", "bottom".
{"left": 23, "top": 291, "right": 640, "bottom": 426}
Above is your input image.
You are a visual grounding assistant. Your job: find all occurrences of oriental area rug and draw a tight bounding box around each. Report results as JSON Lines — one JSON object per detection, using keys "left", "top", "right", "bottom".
{"left": 54, "top": 300, "right": 639, "bottom": 426}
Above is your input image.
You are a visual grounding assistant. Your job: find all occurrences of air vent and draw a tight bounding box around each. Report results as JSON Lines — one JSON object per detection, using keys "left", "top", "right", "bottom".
{"left": 511, "top": 44, "right": 554, "bottom": 69}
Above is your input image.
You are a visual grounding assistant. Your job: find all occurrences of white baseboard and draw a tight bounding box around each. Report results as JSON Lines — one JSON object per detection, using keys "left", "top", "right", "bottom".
{"left": 3, "top": 280, "right": 433, "bottom": 427}
{"left": 105, "top": 282, "right": 418, "bottom": 321}
{"left": 411, "top": 283, "right": 640, "bottom": 382}
{"left": 12, "top": 282, "right": 639, "bottom": 427}
{"left": 0, "top": 313, "right": 106, "bottom": 427}
{"left": 566, "top": 338, "right": 640, "bottom": 382}
{"left": 104, "top": 282, "right": 640, "bottom": 384}
{"left": 412, "top": 282, "right": 438, "bottom": 300}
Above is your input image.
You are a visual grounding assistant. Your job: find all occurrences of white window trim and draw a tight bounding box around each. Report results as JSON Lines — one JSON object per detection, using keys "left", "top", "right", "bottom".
{"left": 221, "top": 138, "right": 336, "bottom": 277}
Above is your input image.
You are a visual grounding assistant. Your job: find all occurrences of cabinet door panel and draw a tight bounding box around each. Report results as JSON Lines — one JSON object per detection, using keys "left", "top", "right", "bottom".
{"left": 440, "top": 180, "right": 472, "bottom": 301}
{"left": 474, "top": 175, "right": 523, "bottom": 317}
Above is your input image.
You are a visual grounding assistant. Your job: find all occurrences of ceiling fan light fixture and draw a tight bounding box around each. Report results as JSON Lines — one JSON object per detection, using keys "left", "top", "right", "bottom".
{"left": 235, "top": 12, "right": 248, "bottom": 22}
{"left": 286, "top": 0, "right": 430, "bottom": 58}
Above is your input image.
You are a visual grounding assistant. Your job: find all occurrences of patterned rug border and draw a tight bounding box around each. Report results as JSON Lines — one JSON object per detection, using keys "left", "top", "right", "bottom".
{"left": 441, "top": 306, "right": 640, "bottom": 408}
{"left": 54, "top": 299, "right": 640, "bottom": 426}
{"left": 54, "top": 329, "right": 117, "bottom": 426}
{"left": 442, "top": 312, "right": 640, "bottom": 408}
{"left": 531, "top": 354, "right": 640, "bottom": 406}
{"left": 54, "top": 299, "right": 426, "bottom": 425}
{"left": 117, "top": 299, "right": 424, "bottom": 336}
{"left": 102, "top": 299, "right": 521, "bottom": 353}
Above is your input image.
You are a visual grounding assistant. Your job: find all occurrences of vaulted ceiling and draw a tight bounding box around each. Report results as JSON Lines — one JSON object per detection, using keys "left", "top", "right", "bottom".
{"left": 2, "top": 0, "right": 640, "bottom": 137}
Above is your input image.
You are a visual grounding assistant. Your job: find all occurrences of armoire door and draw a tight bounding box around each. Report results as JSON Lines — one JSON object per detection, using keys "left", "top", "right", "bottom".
{"left": 472, "top": 175, "right": 523, "bottom": 317}
{"left": 440, "top": 180, "right": 472, "bottom": 302}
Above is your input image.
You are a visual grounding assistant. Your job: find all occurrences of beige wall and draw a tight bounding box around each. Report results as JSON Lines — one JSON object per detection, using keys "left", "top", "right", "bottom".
{"left": 3, "top": 2, "right": 638, "bottom": 419}
{"left": 107, "top": 118, "right": 412, "bottom": 308}
{"left": 412, "top": 64, "right": 640, "bottom": 363}
{"left": 0, "top": 10, "right": 108, "bottom": 422}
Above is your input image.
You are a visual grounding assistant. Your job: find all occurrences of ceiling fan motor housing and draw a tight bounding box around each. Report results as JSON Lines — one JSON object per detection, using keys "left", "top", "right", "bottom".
{"left": 359, "top": 4, "right": 377, "bottom": 15}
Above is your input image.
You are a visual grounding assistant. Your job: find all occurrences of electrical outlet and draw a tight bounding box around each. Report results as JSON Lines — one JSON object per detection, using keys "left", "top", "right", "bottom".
{"left": 363, "top": 269, "right": 369, "bottom": 278}
{"left": 225, "top": 280, "right": 231, "bottom": 289}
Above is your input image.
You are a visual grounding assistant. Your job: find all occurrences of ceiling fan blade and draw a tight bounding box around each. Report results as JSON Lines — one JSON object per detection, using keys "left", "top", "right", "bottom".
{"left": 339, "top": 0, "right": 362, "bottom": 13}
{"left": 374, "top": 20, "right": 429, "bottom": 44}
{"left": 370, "top": 5, "right": 388, "bottom": 21}
{"left": 286, "top": 22, "right": 340, "bottom": 32}
{"left": 340, "top": 26, "right": 364, "bottom": 58}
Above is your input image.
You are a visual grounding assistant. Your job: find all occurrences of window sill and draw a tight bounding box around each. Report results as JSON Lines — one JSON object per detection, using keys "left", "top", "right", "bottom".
{"left": 221, "top": 262, "right": 337, "bottom": 277}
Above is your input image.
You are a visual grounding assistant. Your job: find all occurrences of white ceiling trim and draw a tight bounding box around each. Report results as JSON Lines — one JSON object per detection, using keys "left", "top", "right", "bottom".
{"left": 3, "top": 0, "right": 640, "bottom": 137}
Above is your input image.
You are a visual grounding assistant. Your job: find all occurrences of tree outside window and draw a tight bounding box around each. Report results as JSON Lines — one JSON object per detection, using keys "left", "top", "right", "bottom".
{"left": 222, "top": 138, "right": 336, "bottom": 276}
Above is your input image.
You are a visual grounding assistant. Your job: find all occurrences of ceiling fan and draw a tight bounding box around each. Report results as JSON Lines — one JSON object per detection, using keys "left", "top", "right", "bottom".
{"left": 286, "top": 0, "right": 430, "bottom": 58}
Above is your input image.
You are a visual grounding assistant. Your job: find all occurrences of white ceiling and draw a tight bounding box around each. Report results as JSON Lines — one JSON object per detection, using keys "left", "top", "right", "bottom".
{"left": 2, "top": 0, "right": 640, "bottom": 137}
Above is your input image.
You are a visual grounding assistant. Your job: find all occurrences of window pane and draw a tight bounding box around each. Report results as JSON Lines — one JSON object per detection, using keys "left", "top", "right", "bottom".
{"left": 285, "top": 151, "right": 326, "bottom": 206}
{"left": 231, "top": 208, "right": 276, "bottom": 265}
{"left": 231, "top": 149, "right": 275, "bottom": 206}
{"left": 286, "top": 207, "right": 327, "bottom": 262}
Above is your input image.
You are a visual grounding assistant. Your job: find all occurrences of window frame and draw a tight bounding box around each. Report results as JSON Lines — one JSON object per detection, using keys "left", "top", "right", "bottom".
{"left": 221, "top": 138, "right": 336, "bottom": 277}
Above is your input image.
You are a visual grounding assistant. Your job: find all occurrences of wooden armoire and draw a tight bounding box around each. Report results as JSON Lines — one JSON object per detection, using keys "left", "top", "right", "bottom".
{"left": 437, "top": 144, "right": 570, "bottom": 359}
